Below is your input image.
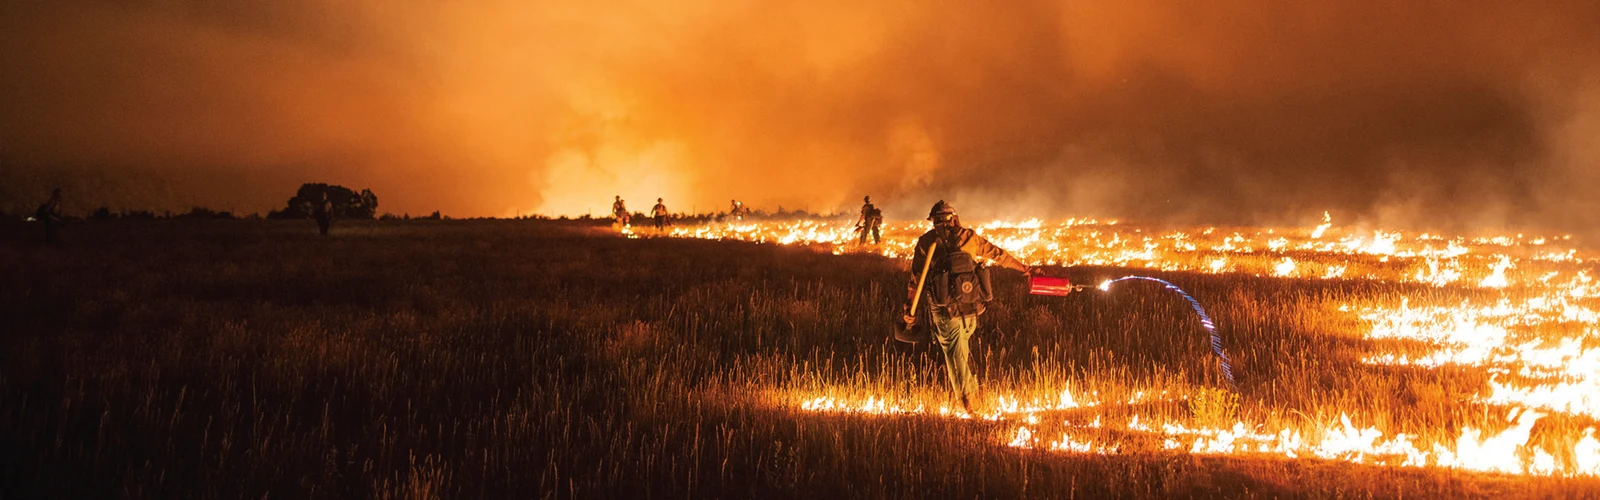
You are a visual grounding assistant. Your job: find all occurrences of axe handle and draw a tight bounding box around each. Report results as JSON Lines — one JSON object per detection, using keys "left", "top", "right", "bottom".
{"left": 907, "top": 241, "right": 938, "bottom": 322}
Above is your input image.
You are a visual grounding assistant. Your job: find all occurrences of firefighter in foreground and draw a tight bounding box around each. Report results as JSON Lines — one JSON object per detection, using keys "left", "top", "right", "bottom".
{"left": 857, "top": 195, "right": 883, "bottom": 245}
{"left": 900, "top": 200, "right": 1039, "bottom": 414}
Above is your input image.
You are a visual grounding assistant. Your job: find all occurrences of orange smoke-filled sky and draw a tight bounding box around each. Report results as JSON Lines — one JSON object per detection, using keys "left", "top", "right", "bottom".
{"left": 2, "top": 1, "right": 1598, "bottom": 233}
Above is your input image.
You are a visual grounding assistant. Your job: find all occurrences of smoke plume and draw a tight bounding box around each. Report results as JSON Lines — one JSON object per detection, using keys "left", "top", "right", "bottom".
{"left": 2, "top": 1, "right": 1597, "bottom": 237}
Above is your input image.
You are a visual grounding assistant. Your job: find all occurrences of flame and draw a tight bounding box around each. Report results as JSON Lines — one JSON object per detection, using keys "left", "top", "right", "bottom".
{"left": 1273, "top": 257, "right": 1296, "bottom": 277}
{"left": 1323, "top": 265, "right": 1347, "bottom": 279}
{"left": 1311, "top": 211, "right": 1333, "bottom": 239}
{"left": 1209, "top": 257, "right": 1229, "bottom": 273}
{"left": 1479, "top": 255, "right": 1514, "bottom": 288}
{"left": 1364, "top": 230, "right": 1399, "bottom": 256}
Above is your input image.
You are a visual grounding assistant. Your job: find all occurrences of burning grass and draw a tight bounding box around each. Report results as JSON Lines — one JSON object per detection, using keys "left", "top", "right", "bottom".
{"left": 1, "top": 218, "right": 1597, "bottom": 497}
{"left": 658, "top": 215, "right": 1600, "bottom": 479}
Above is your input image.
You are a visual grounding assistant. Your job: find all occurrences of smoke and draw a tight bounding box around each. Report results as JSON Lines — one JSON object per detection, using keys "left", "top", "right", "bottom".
{"left": 2, "top": 1, "right": 1598, "bottom": 237}
{"left": 1528, "top": 66, "right": 1600, "bottom": 240}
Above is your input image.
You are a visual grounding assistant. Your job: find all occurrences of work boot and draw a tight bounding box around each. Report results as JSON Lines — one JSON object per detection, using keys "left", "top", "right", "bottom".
{"left": 963, "top": 390, "right": 994, "bottom": 416}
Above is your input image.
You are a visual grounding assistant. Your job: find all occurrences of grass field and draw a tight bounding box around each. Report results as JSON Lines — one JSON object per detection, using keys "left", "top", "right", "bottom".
{"left": 3, "top": 219, "right": 1598, "bottom": 498}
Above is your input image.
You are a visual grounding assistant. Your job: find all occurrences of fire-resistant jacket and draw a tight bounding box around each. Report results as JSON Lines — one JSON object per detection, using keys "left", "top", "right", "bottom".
{"left": 906, "top": 224, "right": 1028, "bottom": 305}
{"left": 652, "top": 203, "right": 669, "bottom": 217}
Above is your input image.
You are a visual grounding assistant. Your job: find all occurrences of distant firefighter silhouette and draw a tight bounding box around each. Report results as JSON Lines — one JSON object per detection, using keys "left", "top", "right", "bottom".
{"left": 612, "top": 195, "right": 630, "bottom": 227}
{"left": 311, "top": 193, "right": 333, "bottom": 236}
{"left": 652, "top": 198, "right": 670, "bottom": 231}
{"left": 900, "top": 200, "right": 1041, "bottom": 414}
{"left": 36, "top": 188, "right": 63, "bottom": 244}
{"left": 857, "top": 195, "right": 883, "bottom": 245}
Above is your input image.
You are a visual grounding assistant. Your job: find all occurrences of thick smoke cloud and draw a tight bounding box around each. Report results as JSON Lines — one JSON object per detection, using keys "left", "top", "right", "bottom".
{"left": 1, "top": 1, "right": 1597, "bottom": 236}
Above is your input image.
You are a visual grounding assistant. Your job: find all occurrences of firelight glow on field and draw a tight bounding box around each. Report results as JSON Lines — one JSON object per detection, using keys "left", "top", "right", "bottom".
{"left": 650, "top": 215, "right": 1600, "bottom": 476}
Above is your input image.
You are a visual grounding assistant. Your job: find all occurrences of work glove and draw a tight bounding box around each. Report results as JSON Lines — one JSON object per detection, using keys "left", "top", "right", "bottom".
{"left": 894, "top": 303, "right": 925, "bottom": 344}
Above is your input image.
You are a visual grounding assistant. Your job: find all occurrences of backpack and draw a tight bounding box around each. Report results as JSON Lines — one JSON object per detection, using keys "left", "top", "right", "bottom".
{"left": 928, "top": 228, "right": 993, "bottom": 316}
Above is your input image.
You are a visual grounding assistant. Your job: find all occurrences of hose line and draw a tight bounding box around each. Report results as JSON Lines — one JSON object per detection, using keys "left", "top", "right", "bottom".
{"left": 1099, "top": 276, "right": 1237, "bottom": 389}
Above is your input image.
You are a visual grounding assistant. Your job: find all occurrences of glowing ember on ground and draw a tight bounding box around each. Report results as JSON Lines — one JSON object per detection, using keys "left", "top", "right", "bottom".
{"left": 649, "top": 214, "right": 1600, "bottom": 476}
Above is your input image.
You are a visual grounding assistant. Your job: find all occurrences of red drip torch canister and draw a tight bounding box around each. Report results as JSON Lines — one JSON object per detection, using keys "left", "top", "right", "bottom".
{"left": 1029, "top": 275, "right": 1075, "bottom": 296}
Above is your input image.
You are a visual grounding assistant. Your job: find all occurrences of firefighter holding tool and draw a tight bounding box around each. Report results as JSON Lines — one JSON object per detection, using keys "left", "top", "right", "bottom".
{"left": 857, "top": 195, "right": 883, "bottom": 245}
{"left": 897, "top": 200, "right": 1046, "bottom": 414}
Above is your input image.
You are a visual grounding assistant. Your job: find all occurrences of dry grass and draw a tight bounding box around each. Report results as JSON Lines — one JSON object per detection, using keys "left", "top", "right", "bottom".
{"left": 0, "top": 219, "right": 1595, "bottom": 498}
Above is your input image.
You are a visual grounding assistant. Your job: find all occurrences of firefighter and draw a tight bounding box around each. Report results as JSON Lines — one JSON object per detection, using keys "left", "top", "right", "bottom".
{"left": 36, "top": 188, "right": 63, "bottom": 244}
{"left": 612, "top": 195, "right": 630, "bottom": 227}
{"left": 899, "top": 200, "right": 1040, "bottom": 414}
{"left": 652, "top": 198, "right": 670, "bottom": 231}
{"left": 730, "top": 199, "right": 748, "bottom": 221}
{"left": 857, "top": 195, "right": 883, "bottom": 244}
{"left": 311, "top": 192, "right": 333, "bottom": 236}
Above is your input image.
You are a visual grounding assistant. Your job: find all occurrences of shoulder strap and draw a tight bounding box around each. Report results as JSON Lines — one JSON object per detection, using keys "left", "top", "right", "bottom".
{"left": 924, "top": 227, "right": 954, "bottom": 266}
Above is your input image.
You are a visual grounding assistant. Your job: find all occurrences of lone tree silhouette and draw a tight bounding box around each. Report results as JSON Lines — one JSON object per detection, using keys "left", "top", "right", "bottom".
{"left": 272, "top": 183, "right": 378, "bottom": 219}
